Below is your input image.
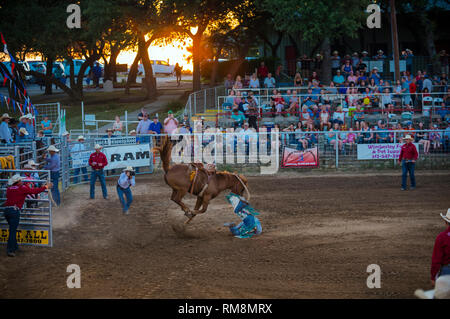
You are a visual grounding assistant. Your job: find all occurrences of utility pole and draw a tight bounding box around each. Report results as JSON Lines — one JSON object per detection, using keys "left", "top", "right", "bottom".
{"left": 390, "top": 0, "right": 400, "bottom": 81}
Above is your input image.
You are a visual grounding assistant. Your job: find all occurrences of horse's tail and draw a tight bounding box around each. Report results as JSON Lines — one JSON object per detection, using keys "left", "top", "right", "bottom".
{"left": 153, "top": 136, "right": 172, "bottom": 173}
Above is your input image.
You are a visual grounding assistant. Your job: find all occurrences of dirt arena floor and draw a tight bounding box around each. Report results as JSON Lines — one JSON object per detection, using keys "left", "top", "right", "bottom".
{"left": 0, "top": 172, "right": 449, "bottom": 299}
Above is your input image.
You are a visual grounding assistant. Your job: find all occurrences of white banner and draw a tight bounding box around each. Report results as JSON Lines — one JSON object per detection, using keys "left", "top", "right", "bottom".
{"left": 103, "top": 144, "right": 151, "bottom": 170}
{"left": 357, "top": 143, "right": 419, "bottom": 160}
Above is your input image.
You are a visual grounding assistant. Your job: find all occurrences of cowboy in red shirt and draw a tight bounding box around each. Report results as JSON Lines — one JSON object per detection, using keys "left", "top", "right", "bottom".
{"left": 431, "top": 209, "right": 450, "bottom": 285}
{"left": 257, "top": 61, "right": 269, "bottom": 81}
{"left": 88, "top": 144, "right": 108, "bottom": 199}
{"left": 2, "top": 174, "right": 51, "bottom": 257}
{"left": 398, "top": 134, "right": 418, "bottom": 190}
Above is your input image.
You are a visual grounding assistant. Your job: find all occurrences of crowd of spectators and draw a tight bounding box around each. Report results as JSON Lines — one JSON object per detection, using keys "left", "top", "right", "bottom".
{"left": 220, "top": 49, "right": 450, "bottom": 153}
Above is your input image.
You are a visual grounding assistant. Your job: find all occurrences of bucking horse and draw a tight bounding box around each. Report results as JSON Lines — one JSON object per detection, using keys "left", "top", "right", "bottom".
{"left": 153, "top": 137, "right": 250, "bottom": 223}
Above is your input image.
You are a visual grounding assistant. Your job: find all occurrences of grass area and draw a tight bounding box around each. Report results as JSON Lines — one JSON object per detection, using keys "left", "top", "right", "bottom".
{"left": 27, "top": 87, "right": 190, "bottom": 132}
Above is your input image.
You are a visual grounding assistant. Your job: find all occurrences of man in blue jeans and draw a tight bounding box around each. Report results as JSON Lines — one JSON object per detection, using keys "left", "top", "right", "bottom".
{"left": 43, "top": 145, "right": 61, "bottom": 206}
{"left": 2, "top": 174, "right": 51, "bottom": 256}
{"left": 88, "top": 144, "right": 108, "bottom": 199}
{"left": 398, "top": 134, "right": 418, "bottom": 190}
{"left": 116, "top": 166, "right": 135, "bottom": 214}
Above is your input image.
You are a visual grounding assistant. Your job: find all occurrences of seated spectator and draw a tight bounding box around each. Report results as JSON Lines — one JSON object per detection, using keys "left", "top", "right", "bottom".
{"left": 429, "top": 124, "right": 442, "bottom": 150}
{"left": 381, "top": 88, "right": 394, "bottom": 114}
{"left": 332, "top": 70, "right": 345, "bottom": 86}
{"left": 294, "top": 122, "right": 309, "bottom": 150}
{"left": 288, "top": 91, "right": 300, "bottom": 116}
{"left": 231, "top": 107, "right": 246, "bottom": 129}
{"left": 273, "top": 93, "right": 286, "bottom": 115}
{"left": 293, "top": 72, "right": 303, "bottom": 87}
{"left": 234, "top": 90, "right": 243, "bottom": 105}
{"left": 264, "top": 73, "right": 276, "bottom": 88}
{"left": 224, "top": 73, "right": 234, "bottom": 90}
{"left": 332, "top": 106, "right": 345, "bottom": 126}
{"left": 319, "top": 105, "right": 331, "bottom": 131}
{"left": 373, "top": 49, "right": 386, "bottom": 60}
{"left": 437, "top": 103, "right": 449, "bottom": 121}
{"left": 225, "top": 89, "right": 236, "bottom": 105}
{"left": 358, "top": 121, "right": 374, "bottom": 144}
{"left": 376, "top": 121, "right": 391, "bottom": 143}
{"left": 300, "top": 105, "right": 312, "bottom": 126}
{"left": 341, "top": 60, "right": 353, "bottom": 77}
{"left": 342, "top": 127, "right": 357, "bottom": 146}
{"left": 347, "top": 71, "right": 358, "bottom": 84}
{"left": 327, "top": 124, "right": 343, "bottom": 151}
{"left": 353, "top": 105, "right": 365, "bottom": 127}
{"left": 233, "top": 75, "right": 243, "bottom": 90}
{"left": 415, "top": 122, "right": 430, "bottom": 154}
{"left": 331, "top": 50, "right": 341, "bottom": 74}
{"left": 249, "top": 73, "right": 260, "bottom": 89}
{"left": 326, "top": 81, "right": 338, "bottom": 95}
{"left": 369, "top": 67, "right": 381, "bottom": 86}
{"left": 310, "top": 71, "right": 320, "bottom": 82}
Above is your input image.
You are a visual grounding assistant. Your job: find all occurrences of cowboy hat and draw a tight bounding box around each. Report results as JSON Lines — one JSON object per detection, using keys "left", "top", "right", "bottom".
{"left": 19, "top": 115, "right": 28, "bottom": 121}
{"left": 47, "top": 145, "right": 59, "bottom": 152}
{"left": 94, "top": 144, "right": 102, "bottom": 150}
{"left": 362, "top": 50, "right": 368, "bottom": 54}
{"left": 24, "top": 164, "right": 34, "bottom": 169}
{"left": 332, "top": 50, "right": 338, "bottom": 54}
{"left": 123, "top": 166, "right": 134, "bottom": 172}
{"left": 77, "top": 135, "right": 85, "bottom": 141}
{"left": 62, "top": 131, "right": 69, "bottom": 136}
{"left": 19, "top": 127, "right": 29, "bottom": 135}
{"left": 434, "top": 275, "right": 450, "bottom": 299}
{"left": 402, "top": 134, "right": 414, "bottom": 140}
{"left": 440, "top": 208, "right": 450, "bottom": 223}
{"left": 1, "top": 113, "right": 11, "bottom": 120}
{"left": 27, "top": 160, "right": 38, "bottom": 167}
{"left": 8, "top": 174, "right": 23, "bottom": 186}
{"left": 26, "top": 113, "right": 34, "bottom": 119}
{"left": 129, "top": 130, "right": 136, "bottom": 135}
{"left": 106, "top": 128, "right": 114, "bottom": 132}
{"left": 377, "top": 49, "right": 384, "bottom": 53}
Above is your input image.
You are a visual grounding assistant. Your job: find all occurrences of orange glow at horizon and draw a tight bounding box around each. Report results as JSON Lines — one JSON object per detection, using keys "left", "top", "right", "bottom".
{"left": 117, "top": 38, "right": 193, "bottom": 72}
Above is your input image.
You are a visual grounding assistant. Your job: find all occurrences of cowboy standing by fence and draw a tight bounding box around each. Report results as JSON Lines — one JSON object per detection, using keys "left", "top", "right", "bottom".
{"left": 117, "top": 166, "right": 135, "bottom": 215}
{"left": 398, "top": 134, "right": 418, "bottom": 191}
{"left": 89, "top": 144, "right": 108, "bottom": 199}
{"left": 43, "top": 145, "right": 61, "bottom": 206}
{"left": 431, "top": 209, "right": 450, "bottom": 286}
{"left": 2, "top": 174, "right": 51, "bottom": 257}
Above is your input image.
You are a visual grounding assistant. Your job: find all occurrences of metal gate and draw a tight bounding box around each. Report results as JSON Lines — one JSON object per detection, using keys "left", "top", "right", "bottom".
{"left": 0, "top": 169, "right": 53, "bottom": 247}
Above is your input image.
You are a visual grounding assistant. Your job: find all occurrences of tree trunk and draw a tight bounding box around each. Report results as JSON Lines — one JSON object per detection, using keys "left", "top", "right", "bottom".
{"left": 209, "top": 46, "right": 223, "bottom": 87}
{"left": 192, "top": 33, "right": 202, "bottom": 92}
{"left": 229, "top": 45, "right": 250, "bottom": 79}
{"left": 104, "top": 48, "right": 119, "bottom": 82}
{"left": 138, "top": 33, "right": 156, "bottom": 99}
{"left": 320, "top": 37, "right": 331, "bottom": 84}
{"left": 125, "top": 52, "right": 140, "bottom": 95}
{"left": 419, "top": 12, "right": 439, "bottom": 73}
{"left": 44, "top": 56, "right": 54, "bottom": 95}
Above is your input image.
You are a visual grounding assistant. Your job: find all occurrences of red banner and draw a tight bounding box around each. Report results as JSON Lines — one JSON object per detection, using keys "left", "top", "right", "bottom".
{"left": 281, "top": 146, "right": 319, "bottom": 168}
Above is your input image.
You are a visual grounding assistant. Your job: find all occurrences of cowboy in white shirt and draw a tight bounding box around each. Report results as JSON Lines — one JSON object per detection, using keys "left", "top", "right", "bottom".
{"left": 117, "top": 166, "right": 136, "bottom": 215}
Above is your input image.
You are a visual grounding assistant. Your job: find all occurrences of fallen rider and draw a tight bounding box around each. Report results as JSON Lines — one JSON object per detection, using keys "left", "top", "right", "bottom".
{"left": 224, "top": 193, "right": 262, "bottom": 238}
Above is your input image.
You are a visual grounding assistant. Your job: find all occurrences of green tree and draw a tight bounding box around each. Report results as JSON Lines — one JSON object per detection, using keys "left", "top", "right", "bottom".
{"left": 260, "top": 0, "right": 369, "bottom": 83}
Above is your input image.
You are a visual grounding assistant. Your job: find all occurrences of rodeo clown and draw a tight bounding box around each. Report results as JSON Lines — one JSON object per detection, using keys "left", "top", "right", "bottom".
{"left": 224, "top": 193, "right": 262, "bottom": 238}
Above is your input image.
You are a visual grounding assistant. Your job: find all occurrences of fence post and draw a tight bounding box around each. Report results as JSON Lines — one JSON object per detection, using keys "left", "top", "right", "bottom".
{"left": 194, "top": 93, "right": 197, "bottom": 116}
{"left": 81, "top": 101, "right": 85, "bottom": 134}
{"left": 32, "top": 141, "right": 37, "bottom": 161}
{"left": 14, "top": 146, "right": 20, "bottom": 168}
{"left": 204, "top": 89, "right": 207, "bottom": 113}
{"left": 393, "top": 132, "right": 397, "bottom": 167}
{"left": 125, "top": 111, "right": 128, "bottom": 135}
{"left": 335, "top": 131, "right": 339, "bottom": 169}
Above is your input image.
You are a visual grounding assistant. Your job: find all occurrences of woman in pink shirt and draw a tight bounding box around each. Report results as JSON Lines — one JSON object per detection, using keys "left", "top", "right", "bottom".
{"left": 164, "top": 111, "right": 179, "bottom": 135}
